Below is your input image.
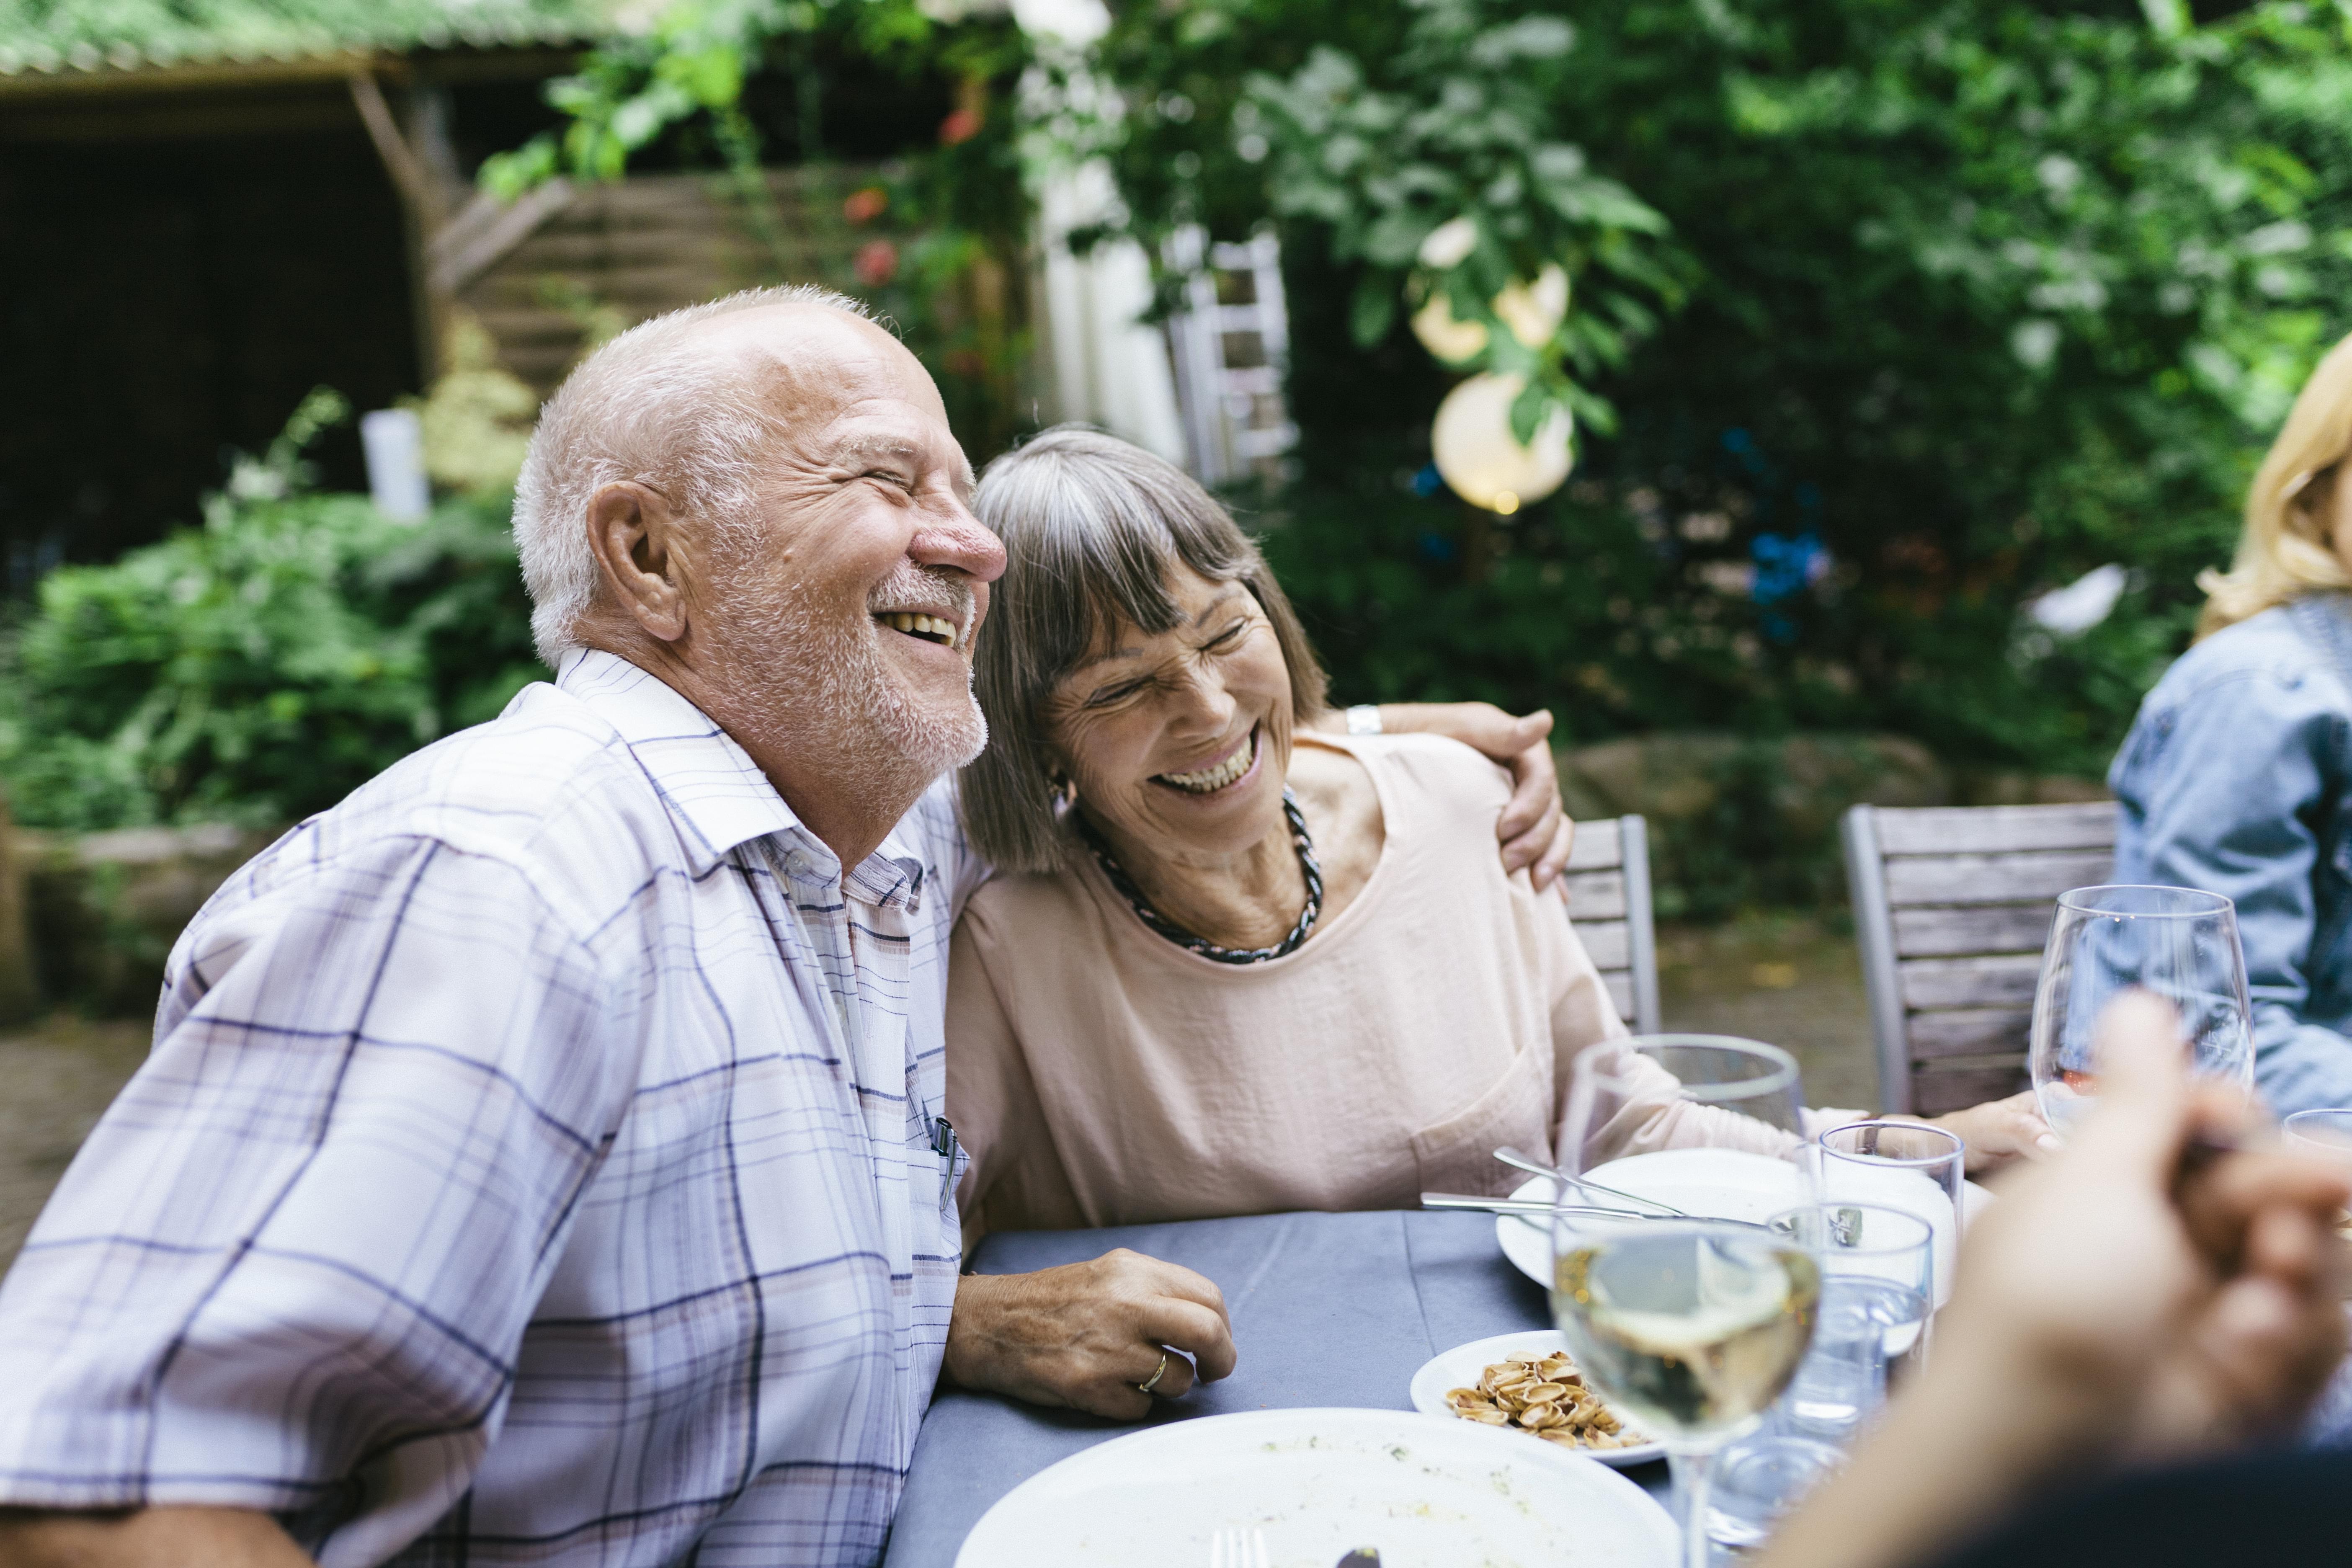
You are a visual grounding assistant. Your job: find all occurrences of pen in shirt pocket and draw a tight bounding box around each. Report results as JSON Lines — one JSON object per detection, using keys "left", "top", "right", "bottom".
{"left": 931, "top": 1116, "right": 962, "bottom": 1215}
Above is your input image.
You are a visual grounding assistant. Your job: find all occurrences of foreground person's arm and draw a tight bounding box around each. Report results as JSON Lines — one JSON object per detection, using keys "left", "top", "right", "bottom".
{"left": 944, "top": 1250, "right": 1240, "bottom": 1421}
{"left": 1313, "top": 703, "right": 1572, "bottom": 887}
{"left": 0, "top": 1506, "right": 315, "bottom": 1567}
{"left": 1757, "top": 995, "right": 2352, "bottom": 1568}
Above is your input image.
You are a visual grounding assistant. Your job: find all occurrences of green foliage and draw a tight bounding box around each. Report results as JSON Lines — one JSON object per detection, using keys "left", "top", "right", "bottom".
{"left": 1243, "top": 0, "right": 1682, "bottom": 437}
{"left": 0, "top": 397, "right": 540, "bottom": 832}
{"left": 1104, "top": 0, "right": 2352, "bottom": 776}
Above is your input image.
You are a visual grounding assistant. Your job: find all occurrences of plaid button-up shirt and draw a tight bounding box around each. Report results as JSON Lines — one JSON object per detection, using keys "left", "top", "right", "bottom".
{"left": 0, "top": 650, "right": 980, "bottom": 1567}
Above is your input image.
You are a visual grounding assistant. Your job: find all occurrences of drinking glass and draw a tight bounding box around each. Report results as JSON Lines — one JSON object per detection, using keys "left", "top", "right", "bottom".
{"left": 1553, "top": 1037, "right": 1820, "bottom": 1568}
{"left": 1814, "top": 1122, "right": 1963, "bottom": 1314}
{"left": 2030, "top": 886, "right": 2253, "bottom": 1136}
{"left": 2283, "top": 1109, "right": 2352, "bottom": 1156}
{"left": 1769, "top": 1202, "right": 1935, "bottom": 1434}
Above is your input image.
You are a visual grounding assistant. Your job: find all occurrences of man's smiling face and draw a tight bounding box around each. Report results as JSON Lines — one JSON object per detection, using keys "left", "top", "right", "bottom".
{"left": 689, "top": 305, "right": 1006, "bottom": 791}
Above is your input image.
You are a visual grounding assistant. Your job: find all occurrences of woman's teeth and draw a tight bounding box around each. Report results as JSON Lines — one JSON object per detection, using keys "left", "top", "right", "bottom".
{"left": 879, "top": 611, "right": 959, "bottom": 648}
{"left": 1157, "top": 733, "right": 1256, "bottom": 794}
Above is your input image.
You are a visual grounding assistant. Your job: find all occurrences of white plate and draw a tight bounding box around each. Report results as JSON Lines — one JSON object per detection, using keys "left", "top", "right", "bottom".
{"left": 1406, "top": 1328, "right": 1666, "bottom": 1467}
{"left": 955, "top": 1407, "right": 1677, "bottom": 1568}
{"left": 1493, "top": 1151, "right": 1994, "bottom": 1297}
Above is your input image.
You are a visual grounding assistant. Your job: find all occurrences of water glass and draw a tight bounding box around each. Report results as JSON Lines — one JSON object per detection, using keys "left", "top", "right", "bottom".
{"left": 2030, "top": 885, "right": 2253, "bottom": 1135}
{"left": 2283, "top": 1109, "right": 2352, "bottom": 1156}
{"left": 1769, "top": 1202, "right": 1935, "bottom": 1436}
{"left": 1703, "top": 1434, "right": 1844, "bottom": 1558}
{"left": 1814, "top": 1122, "right": 1962, "bottom": 1312}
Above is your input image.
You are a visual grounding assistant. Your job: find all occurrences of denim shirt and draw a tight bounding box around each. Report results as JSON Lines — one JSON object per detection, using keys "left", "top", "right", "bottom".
{"left": 2110, "top": 594, "right": 2352, "bottom": 1115}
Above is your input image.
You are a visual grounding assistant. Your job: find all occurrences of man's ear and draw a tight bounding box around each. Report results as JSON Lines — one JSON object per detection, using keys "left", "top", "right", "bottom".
{"left": 586, "top": 482, "right": 691, "bottom": 643}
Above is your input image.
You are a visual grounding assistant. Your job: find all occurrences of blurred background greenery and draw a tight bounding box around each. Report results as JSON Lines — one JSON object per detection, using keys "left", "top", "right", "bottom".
{"left": 7, "top": 0, "right": 2351, "bottom": 971}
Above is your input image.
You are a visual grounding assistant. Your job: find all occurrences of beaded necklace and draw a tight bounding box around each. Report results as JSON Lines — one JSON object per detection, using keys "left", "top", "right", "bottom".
{"left": 1079, "top": 787, "right": 1324, "bottom": 965}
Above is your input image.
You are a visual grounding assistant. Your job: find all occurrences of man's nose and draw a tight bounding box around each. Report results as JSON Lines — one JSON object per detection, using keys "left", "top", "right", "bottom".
{"left": 912, "top": 496, "right": 1006, "bottom": 583}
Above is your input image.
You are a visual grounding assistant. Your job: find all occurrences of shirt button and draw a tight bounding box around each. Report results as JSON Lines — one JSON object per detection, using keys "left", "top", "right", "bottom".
{"left": 785, "top": 851, "right": 811, "bottom": 875}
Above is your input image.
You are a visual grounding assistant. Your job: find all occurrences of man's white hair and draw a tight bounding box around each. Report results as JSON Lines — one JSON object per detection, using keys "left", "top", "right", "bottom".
{"left": 512, "top": 284, "right": 875, "bottom": 667}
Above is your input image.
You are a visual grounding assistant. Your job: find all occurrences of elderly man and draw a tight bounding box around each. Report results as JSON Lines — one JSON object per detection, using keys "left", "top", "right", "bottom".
{"left": 0, "top": 287, "right": 1571, "bottom": 1567}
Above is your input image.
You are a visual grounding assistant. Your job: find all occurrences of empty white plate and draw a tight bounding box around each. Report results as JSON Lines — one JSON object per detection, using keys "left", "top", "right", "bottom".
{"left": 955, "top": 1407, "right": 1677, "bottom": 1567}
{"left": 1406, "top": 1328, "right": 1666, "bottom": 1467}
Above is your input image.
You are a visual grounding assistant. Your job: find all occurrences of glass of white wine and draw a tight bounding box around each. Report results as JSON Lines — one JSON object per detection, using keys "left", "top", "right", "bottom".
{"left": 1553, "top": 1037, "right": 1822, "bottom": 1568}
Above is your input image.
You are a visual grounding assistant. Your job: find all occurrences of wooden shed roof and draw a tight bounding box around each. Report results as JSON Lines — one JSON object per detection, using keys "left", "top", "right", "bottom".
{"left": 0, "top": 0, "right": 621, "bottom": 88}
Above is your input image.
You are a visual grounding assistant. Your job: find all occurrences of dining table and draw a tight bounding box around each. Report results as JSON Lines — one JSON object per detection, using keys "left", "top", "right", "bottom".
{"left": 881, "top": 1207, "right": 1670, "bottom": 1568}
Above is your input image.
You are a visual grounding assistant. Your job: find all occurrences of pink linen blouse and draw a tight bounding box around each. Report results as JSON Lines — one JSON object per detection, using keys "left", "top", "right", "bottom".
{"left": 947, "top": 733, "right": 1858, "bottom": 1236}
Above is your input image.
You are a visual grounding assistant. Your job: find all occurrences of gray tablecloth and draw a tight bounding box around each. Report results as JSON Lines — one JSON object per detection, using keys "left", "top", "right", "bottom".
{"left": 883, "top": 1209, "right": 1667, "bottom": 1567}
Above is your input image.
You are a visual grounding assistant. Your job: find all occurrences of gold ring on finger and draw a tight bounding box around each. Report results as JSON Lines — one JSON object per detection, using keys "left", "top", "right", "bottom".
{"left": 1137, "top": 1350, "right": 1170, "bottom": 1396}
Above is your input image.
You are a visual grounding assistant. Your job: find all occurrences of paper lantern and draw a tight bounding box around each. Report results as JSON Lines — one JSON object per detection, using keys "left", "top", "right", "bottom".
{"left": 1411, "top": 293, "right": 1488, "bottom": 364}
{"left": 1431, "top": 373, "right": 1574, "bottom": 513}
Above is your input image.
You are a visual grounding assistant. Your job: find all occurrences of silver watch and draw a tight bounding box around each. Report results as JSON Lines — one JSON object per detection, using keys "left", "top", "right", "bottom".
{"left": 1344, "top": 704, "right": 1384, "bottom": 736}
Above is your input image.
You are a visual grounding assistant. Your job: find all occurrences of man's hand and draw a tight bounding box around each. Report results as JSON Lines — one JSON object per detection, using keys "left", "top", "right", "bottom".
{"left": 0, "top": 1506, "right": 314, "bottom": 1567}
{"left": 944, "top": 1249, "right": 1239, "bottom": 1421}
{"left": 1320, "top": 704, "right": 1572, "bottom": 887}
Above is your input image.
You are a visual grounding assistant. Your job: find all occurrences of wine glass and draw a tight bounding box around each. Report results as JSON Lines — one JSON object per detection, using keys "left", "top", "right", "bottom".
{"left": 2030, "top": 885, "right": 2253, "bottom": 1136}
{"left": 1553, "top": 1037, "right": 1821, "bottom": 1568}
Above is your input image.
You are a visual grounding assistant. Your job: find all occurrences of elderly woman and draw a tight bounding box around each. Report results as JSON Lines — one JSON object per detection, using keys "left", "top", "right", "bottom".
{"left": 2113, "top": 329, "right": 2352, "bottom": 1115}
{"left": 948, "top": 428, "right": 2045, "bottom": 1234}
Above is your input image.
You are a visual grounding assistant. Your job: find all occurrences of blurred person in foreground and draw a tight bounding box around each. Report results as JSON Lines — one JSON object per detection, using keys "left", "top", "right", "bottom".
{"left": 0, "top": 289, "right": 1572, "bottom": 1568}
{"left": 1759, "top": 991, "right": 2352, "bottom": 1568}
{"left": 2113, "top": 328, "right": 2352, "bottom": 1114}
{"left": 945, "top": 428, "right": 2052, "bottom": 1241}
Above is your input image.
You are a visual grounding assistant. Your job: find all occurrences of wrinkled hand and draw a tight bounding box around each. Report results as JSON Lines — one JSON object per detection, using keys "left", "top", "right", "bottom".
{"left": 1354, "top": 704, "right": 1572, "bottom": 888}
{"left": 944, "top": 1249, "right": 1239, "bottom": 1421}
{"left": 1937, "top": 993, "right": 2351, "bottom": 1460}
{"left": 1921, "top": 1090, "right": 2061, "bottom": 1175}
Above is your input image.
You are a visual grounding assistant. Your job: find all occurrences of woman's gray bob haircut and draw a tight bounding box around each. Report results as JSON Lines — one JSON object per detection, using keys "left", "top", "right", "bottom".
{"left": 511, "top": 284, "right": 873, "bottom": 666}
{"left": 959, "top": 425, "right": 1328, "bottom": 874}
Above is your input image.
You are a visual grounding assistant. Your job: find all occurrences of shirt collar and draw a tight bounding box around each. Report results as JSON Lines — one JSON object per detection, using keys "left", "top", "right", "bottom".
{"left": 558, "top": 649, "right": 928, "bottom": 907}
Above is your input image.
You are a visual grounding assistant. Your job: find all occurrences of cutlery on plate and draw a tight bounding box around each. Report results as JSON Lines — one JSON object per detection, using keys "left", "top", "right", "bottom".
{"left": 1492, "top": 1145, "right": 1689, "bottom": 1217}
{"left": 1420, "top": 1191, "right": 1656, "bottom": 1219}
{"left": 1209, "top": 1526, "right": 1270, "bottom": 1568}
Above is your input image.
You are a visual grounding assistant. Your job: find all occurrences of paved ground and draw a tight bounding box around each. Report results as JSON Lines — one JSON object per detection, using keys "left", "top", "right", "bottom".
{"left": 0, "top": 917, "right": 1880, "bottom": 1276}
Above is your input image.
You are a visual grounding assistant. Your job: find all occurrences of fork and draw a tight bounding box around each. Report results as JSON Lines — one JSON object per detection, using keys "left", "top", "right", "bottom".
{"left": 1208, "top": 1526, "right": 1271, "bottom": 1568}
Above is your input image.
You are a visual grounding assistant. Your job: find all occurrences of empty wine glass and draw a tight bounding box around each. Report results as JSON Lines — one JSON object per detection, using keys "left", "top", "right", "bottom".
{"left": 2030, "top": 886, "right": 2253, "bottom": 1136}
{"left": 1553, "top": 1037, "right": 1820, "bottom": 1568}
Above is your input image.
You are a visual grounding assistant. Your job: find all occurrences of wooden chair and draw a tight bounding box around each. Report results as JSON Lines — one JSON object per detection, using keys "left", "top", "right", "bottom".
{"left": 1563, "top": 815, "right": 1663, "bottom": 1036}
{"left": 1841, "top": 802, "right": 2115, "bottom": 1115}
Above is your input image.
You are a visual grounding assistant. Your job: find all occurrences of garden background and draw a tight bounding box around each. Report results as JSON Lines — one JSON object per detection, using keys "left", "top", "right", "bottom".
{"left": 3, "top": 0, "right": 2349, "bottom": 1125}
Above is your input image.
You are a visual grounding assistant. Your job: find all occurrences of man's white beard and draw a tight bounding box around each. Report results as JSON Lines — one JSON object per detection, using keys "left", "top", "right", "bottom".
{"left": 708, "top": 562, "right": 987, "bottom": 807}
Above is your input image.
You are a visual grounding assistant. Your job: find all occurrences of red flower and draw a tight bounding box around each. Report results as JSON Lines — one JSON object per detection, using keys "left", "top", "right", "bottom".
{"left": 938, "top": 106, "right": 983, "bottom": 146}
{"left": 854, "top": 239, "right": 900, "bottom": 287}
{"left": 842, "top": 186, "right": 888, "bottom": 225}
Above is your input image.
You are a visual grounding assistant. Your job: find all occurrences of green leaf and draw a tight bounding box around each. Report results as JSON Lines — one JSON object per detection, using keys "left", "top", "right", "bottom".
{"left": 1351, "top": 271, "right": 1400, "bottom": 348}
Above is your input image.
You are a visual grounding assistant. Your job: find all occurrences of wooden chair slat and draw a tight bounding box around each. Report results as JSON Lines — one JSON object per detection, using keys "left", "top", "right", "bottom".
{"left": 1911, "top": 1060, "right": 2029, "bottom": 1115}
{"left": 1890, "top": 904, "right": 2056, "bottom": 959}
{"left": 1907, "top": 1007, "right": 2033, "bottom": 1058}
{"left": 1564, "top": 818, "right": 1624, "bottom": 873}
{"left": 1883, "top": 850, "right": 2116, "bottom": 907}
{"left": 1872, "top": 802, "right": 2115, "bottom": 856}
{"left": 1897, "top": 953, "right": 2043, "bottom": 1011}
{"left": 1562, "top": 870, "right": 1627, "bottom": 921}
{"left": 1576, "top": 920, "right": 1630, "bottom": 972}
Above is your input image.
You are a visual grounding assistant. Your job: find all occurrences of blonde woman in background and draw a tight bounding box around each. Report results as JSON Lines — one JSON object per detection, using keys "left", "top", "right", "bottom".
{"left": 2112, "top": 329, "right": 2352, "bottom": 1113}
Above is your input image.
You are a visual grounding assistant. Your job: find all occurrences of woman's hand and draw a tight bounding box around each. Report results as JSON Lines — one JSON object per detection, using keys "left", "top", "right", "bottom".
{"left": 1327, "top": 704, "right": 1573, "bottom": 887}
{"left": 1919, "top": 1090, "right": 2061, "bottom": 1175}
{"left": 944, "top": 1249, "right": 1239, "bottom": 1421}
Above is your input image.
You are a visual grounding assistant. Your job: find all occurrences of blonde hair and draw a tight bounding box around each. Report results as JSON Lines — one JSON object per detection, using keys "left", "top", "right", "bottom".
{"left": 2197, "top": 329, "right": 2352, "bottom": 637}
